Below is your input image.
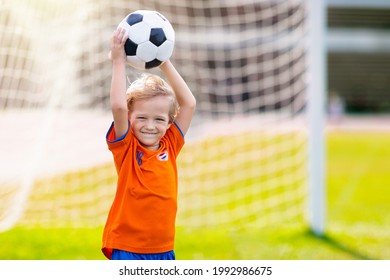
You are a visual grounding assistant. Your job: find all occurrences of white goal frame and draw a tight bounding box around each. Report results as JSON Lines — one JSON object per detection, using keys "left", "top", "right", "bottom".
{"left": 306, "top": 0, "right": 326, "bottom": 236}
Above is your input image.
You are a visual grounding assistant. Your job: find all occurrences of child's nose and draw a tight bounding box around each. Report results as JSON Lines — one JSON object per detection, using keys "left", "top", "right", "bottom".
{"left": 145, "top": 120, "right": 154, "bottom": 129}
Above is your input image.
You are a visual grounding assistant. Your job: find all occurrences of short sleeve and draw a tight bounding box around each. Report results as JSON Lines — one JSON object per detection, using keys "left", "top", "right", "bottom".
{"left": 106, "top": 121, "right": 132, "bottom": 173}
{"left": 164, "top": 122, "right": 185, "bottom": 157}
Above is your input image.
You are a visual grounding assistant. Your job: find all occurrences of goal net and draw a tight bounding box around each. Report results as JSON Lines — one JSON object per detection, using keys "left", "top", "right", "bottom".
{"left": 0, "top": 0, "right": 317, "bottom": 232}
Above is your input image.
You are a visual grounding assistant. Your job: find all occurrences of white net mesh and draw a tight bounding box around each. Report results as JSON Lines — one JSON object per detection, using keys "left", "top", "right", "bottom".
{"left": 0, "top": 0, "right": 309, "bottom": 231}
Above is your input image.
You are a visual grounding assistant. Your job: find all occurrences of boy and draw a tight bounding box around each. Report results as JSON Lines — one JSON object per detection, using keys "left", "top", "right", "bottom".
{"left": 102, "top": 28, "right": 196, "bottom": 260}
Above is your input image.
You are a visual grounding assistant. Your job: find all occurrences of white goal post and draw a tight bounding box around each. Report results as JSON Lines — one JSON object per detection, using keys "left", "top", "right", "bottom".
{"left": 306, "top": 0, "right": 326, "bottom": 236}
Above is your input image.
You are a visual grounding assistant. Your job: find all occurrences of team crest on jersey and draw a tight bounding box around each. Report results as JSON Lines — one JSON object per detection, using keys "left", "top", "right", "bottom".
{"left": 136, "top": 151, "right": 144, "bottom": 166}
{"left": 157, "top": 150, "right": 168, "bottom": 161}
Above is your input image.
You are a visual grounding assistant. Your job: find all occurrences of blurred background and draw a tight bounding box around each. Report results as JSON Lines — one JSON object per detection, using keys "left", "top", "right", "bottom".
{"left": 0, "top": 0, "right": 389, "bottom": 259}
{"left": 327, "top": 0, "right": 390, "bottom": 116}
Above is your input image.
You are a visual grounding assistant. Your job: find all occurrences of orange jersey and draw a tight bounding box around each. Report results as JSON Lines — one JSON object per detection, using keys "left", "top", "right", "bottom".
{"left": 102, "top": 121, "right": 184, "bottom": 259}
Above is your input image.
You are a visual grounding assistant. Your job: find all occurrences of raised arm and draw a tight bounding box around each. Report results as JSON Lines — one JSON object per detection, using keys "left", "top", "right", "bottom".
{"left": 159, "top": 60, "right": 196, "bottom": 136}
{"left": 109, "top": 28, "right": 129, "bottom": 140}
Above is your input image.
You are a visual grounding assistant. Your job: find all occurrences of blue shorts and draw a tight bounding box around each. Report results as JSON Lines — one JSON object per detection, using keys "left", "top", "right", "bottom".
{"left": 111, "top": 249, "right": 175, "bottom": 260}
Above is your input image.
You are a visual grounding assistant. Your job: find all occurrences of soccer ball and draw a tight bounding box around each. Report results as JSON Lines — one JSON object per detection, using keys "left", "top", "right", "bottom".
{"left": 117, "top": 10, "right": 175, "bottom": 70}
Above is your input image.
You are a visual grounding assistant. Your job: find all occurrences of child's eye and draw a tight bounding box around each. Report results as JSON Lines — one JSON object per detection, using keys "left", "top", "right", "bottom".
{"left": 156, "top": 118, "right": 165, "bottom": 122}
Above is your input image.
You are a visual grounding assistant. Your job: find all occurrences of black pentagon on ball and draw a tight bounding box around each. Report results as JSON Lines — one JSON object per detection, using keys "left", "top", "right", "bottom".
{"left": 146, "top": 59, "right": 163, "bottom": 69}
{"left": 124, "top": 39, "right": 137, "bottom": 56}
{"left": 149, "top": 28, "right": 166, "bottom": 47}
{"left": 126, "top": 13, "right": 143, "bottom": 26}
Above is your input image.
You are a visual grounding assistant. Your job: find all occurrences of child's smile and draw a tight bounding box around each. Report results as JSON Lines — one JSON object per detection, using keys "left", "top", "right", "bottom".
{"left": 130, "top": 96, "right": 172, "bottom": 150}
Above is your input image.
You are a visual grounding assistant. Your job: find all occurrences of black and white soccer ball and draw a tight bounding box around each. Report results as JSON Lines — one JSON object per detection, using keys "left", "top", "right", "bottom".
{"left": 117, "top": 10, "right": 175, "bottom": 70}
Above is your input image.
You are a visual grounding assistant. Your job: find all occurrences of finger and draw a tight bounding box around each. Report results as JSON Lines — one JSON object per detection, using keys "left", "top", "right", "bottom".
{"left": 112, "top": 29, "right": 119, "bottom": 43}
{"left": 115, "top": 27, "right": 124, "bottom": 38}
{"left": 118, "top": 28, "right": 127, "bottom": 43}
{"left": 121, "top": 34, "right": 129, "bottom": 45}
{"left": 113, "top": 28, "right": 119, "bottom": 37}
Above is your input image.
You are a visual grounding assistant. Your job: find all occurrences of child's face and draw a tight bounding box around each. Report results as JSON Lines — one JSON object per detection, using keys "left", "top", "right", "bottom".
{"left": 129, "top": 95, "right": 171, "bottom": 151}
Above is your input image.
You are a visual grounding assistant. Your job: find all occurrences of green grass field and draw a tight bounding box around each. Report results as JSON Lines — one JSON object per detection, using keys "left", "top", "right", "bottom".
{"left": 1, "top": 131, "right": 389, "bottom": 260}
